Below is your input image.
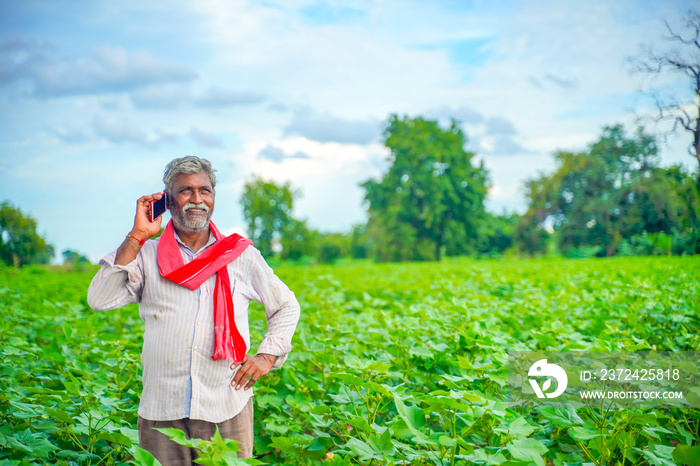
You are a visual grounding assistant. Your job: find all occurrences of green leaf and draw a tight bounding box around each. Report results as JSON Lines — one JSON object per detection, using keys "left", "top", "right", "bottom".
{"left": 26, "top": 436, "right": 59, "bottom": 458}
{"left": 538, "top": 405, "right": 584, "bottom": 427}
{"left": 672, "top": 444, "right": 700, "bottom": 466}
{"left": 132, "top": 446, "right": 163, "bottom": 466}
{"left": 569, "top": 426, "right": 602, "bottom": 441}
{"left": 46, "top": 407, "right": 76, "bottom": 424}
{"left": 57, "top": 449, "right": 102, "bottom": 462}
{"left": 369, "top": 429, "right": 395, "bottom": 455}
{"left": 506, "top": 417, "right": 536, "bottom": 439}
{"left": 506, "top": 438, "right": 548, "bottom": 466}
{"left": 392, "top": 392, "right": 435, "bottom": 446}
{"left": 62, "top": 322, "right": 73, "bottom": 339}
{"left": 343, "top": 438, "right": 381, "bottom": 460}
{"left": 637, "top": 444, "right": 676, "bottom": 466}
{"left": 99, "top": 431, "right": 134, "bottom": 447}
{"left": 268, "top": 436, "right": 297, "bottom": 454}
{"left": 153, "top": 427, "right": 202, "bottom": 448}
{"left": 346, "top": 417, "right": 374, "bottom": 433}
{"left": 675, "top": 425, "right": 694, "bottom": 446}
{"left": 438, "top": 435, "right": 457, "bottom": 447}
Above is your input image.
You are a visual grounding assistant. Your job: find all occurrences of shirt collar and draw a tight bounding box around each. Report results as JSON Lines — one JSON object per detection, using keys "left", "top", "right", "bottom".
{"left": 173, "top": 228, "right": 217, "bottom": 255}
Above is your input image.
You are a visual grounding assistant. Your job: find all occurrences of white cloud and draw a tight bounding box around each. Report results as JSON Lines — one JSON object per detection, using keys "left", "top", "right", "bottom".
{"left": 258, "top": 144, "right": 311, "bottom": 163}
{"left": 284, "top": 109, "right": 380, "bottom": 144}
{"left": 0, "top": 41, "right": 197, "bottom": 98}
{"left": 93, "top": 114, "right": 179, "bottom": 148}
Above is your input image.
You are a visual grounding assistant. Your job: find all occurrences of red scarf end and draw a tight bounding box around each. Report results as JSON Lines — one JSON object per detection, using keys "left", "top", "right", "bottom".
{"left": 212, "top": 329, "right": 246, "bottom": 363}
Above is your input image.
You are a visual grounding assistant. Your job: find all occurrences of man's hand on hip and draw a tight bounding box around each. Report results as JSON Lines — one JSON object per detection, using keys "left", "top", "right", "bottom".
{"left": 230, "top": 353, "right": 277, "bottom": 391}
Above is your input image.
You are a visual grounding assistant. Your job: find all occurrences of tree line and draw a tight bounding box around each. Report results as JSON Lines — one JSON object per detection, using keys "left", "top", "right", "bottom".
{"left": 2, "top": 115, "right": 698, "bottom": 268}
{"left": 241, "top": 118, "right": 699, "bottom": 264}
{"left": 2, "top": 117, "right": 697, "bottom": 269}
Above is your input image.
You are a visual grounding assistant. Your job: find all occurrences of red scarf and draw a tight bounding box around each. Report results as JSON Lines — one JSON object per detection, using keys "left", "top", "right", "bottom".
{"left": 157, "top": 220, "right": 252, "bottom": 362}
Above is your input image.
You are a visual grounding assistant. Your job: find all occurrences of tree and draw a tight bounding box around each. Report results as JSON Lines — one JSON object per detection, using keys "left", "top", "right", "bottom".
{"left": 350, "top": 223, "right": 371, "bottom": 259}
{"left": 62, "top": 249, "right": 90, "bottom": 264}
{"left": 280, "top": 218, "right": 318, "bottom": 261}
{"left": 362, "top": 115, "right": 488, "bottom": 262}
{"left": 527, "top": 125, "right": 658, "bottom": 256}
{"left": 513, "top": 212, "right": 549, "bottom": 257}
{"left": 630, "top": 9, "right": 700, "bottom": 189}
{"left": 62, "top": 249, "right": 90, "bottom": 271}
{"left": 241, "top": 177, "right": 295, "bottom": 258}
{"left": 317, "top": 233, "right": 351, "bottom": 264}
{"left": 480, "top": 212, "right": 518, "bottom": 257}
{"left": 524, "top": 124, "right": 699, "bottom": 256}
{"left": 0, "top": 201, "right": 54, "bottom": 267}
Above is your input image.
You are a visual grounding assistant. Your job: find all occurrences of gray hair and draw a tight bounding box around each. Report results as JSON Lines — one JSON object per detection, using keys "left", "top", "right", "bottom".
{"left": 163, "top": 156, "right": 217, "bottom": 194}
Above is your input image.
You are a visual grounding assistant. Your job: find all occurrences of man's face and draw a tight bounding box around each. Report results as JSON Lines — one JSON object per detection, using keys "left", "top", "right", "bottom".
{"left": 168, "top": 172, "right": 215, "bottom": 234}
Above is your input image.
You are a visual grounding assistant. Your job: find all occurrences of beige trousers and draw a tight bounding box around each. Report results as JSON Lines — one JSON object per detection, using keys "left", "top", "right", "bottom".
{"left": 137, "top": 398, "right": 254, "bottom": 465}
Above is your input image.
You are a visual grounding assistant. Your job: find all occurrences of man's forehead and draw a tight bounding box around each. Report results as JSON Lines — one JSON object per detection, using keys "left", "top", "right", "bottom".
{"left": 173, "top": 172, "right": 213, "bottom": 188}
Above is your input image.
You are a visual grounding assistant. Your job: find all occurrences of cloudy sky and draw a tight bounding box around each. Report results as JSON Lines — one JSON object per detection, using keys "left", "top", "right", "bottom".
{"left": 0, "top": 0, "right": 695, "bottom": 262}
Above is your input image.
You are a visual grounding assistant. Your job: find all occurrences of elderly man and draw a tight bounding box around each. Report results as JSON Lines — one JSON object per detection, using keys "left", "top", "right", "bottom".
{"left": 88, "top": 156, "right": 300, "bottom": 464}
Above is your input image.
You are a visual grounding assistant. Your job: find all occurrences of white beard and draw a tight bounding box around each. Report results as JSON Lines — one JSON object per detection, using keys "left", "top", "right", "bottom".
{"left": 171, "top": 202, "right": 212, "bottom": 234}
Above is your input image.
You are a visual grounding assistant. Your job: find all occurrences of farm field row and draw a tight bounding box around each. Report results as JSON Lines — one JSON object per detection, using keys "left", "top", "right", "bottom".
{"left": 1, "top": 256, "right": 699, "bottom": 465}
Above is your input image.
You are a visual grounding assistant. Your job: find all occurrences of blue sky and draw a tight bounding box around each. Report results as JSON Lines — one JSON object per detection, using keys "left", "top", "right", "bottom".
{"left": 0, "top": 0, "right": 696, "bottom": 263}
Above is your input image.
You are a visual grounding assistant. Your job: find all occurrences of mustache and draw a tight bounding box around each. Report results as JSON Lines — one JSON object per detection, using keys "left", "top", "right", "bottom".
{"left": 183, "top": 202, "right": 210, "bottom": 213}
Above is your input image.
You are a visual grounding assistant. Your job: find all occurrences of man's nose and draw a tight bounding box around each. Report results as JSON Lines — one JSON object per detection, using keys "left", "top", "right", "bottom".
{"left": 192, "top": 190, "right": 202, "bottom": 203}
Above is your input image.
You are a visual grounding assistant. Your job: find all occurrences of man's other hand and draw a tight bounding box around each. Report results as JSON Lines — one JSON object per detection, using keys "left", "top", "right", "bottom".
{"left": 230, "top": 353, "right": 276, "bottom": 391}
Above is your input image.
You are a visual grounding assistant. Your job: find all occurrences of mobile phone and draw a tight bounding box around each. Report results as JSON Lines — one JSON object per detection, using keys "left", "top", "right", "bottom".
{"left": 149, "top": 193, "right": 168, "bottom": 222}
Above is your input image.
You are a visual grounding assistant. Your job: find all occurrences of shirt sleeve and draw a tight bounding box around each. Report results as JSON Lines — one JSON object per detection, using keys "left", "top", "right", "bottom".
{"left": 87, "top": 250, "right": 144, "bottom": 311}
{"left": 245, "top": 247, "right": 300, "bottom": 370}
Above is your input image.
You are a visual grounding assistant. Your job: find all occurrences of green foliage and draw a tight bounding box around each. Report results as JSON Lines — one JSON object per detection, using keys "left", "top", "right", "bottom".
{"left": 0, "top": 201, "right": 55, "bottom": 267}
{"left": 241, "top": 177, "right": 321, "bottom": 263}
{"left": 479, "top": 213, "right": 518, "bottom": 257}
{"left": 241, "top": 177, "right": 295, "bottom": 258}
{"left": 2, "top": 256, "right": 699, "bottom": 465}
{"left": 350, "top": 224, "right": 371, "bottom": 259}
{"left": 524, "top": 125, "right": 700, "bottom": 256}
{"left": 513, "top": 213, "right": 550, "bottom": 257}
{"left": 153, "top": 427, "right": 262, "bottom": 465}
{"left": 62, "top": 249, "right": 90, "bottom": 264}
{"left": 62, "top": 249, "right": 91, "bottom": 272}
{"left": 281, "top": 219, "right": 318, "bottom": 261}
{"left": 317, "top": 233, "right": 351, "bottom": 264}
{"left": 362, "top": 114, "right": 489, "bottom": 262}
{"left": 0, "top": 268, "right": 141, "bottom": 465}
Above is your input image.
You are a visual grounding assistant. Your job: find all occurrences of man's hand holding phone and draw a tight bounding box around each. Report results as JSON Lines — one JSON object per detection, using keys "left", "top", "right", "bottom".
{"left": 130, "top": 192, "right": 167, "bottom": 244}
{"left": 115, "top": 192, "right": 167, "bottom": 266}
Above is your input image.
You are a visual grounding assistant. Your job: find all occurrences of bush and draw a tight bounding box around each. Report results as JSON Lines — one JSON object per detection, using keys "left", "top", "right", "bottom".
{"left": 565, "top": 245, "right": 603, "bottom": 258}
{"left": 318, "top": 240, "right": 342, "bottom": 264}
{"left": 626, "top": 232, "right": 673, "bottom": 256}
{"left": 672, "top": 229, "right": 700, "bottom": 255}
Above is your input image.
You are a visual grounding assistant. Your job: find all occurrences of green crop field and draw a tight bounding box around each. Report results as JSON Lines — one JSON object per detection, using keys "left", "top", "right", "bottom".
{"left": 1, "top": 256, "right": 699, "bottom": 465}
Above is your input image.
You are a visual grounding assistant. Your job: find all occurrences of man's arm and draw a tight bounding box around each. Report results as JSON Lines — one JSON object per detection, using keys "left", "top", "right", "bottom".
{"left": 87, "top": 193, "right": 165, "bottom": 311}
{"left": 230, "top": 247, "right": 301, "bottom": 390}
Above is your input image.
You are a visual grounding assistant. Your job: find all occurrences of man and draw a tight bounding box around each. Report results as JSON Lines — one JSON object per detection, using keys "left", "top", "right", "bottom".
{"left": 88, "top": 156, "right": 300, "bottom": 464}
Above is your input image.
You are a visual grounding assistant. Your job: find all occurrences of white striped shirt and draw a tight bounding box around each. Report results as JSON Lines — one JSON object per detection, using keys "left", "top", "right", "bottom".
{"left": 87, "top": 232, "right": 300, "bottom": 423}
